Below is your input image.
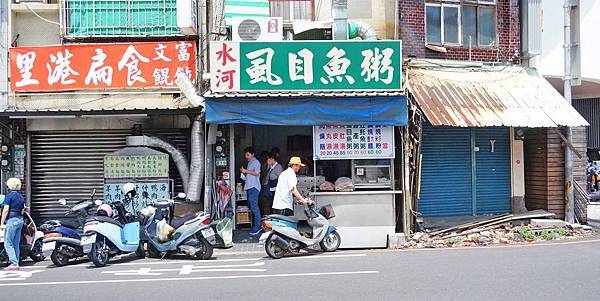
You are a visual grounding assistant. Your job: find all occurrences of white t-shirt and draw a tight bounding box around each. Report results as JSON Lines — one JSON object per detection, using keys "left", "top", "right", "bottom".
{"left": 272, "top": 167, "right": 298, "bottom": 210}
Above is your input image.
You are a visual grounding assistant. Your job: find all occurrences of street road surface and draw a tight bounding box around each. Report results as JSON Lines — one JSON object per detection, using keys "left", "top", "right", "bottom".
{"left": 1, "top": 239, "right": 599, "bottom": 301}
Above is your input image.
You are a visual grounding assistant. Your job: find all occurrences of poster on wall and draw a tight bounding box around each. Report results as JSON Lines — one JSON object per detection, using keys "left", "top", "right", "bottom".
{"left": 103, "top": 181, "right": 170, "bottom": 213}
{"left": 313, "top": 125, "right": 395, "bottom": 160}
{"left": 104, "top": 155, "right": 169, "bottom": 179}
{"left": 13, "top": 144, "right": 25, "bottom": 180}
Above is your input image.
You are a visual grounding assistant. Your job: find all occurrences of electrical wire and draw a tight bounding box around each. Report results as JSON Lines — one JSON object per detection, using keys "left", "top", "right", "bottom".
{"left": 24, "top": 4, "right": 60, "bottom": 26}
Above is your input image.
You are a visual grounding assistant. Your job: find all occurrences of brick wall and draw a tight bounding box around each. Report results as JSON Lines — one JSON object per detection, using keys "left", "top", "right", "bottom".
{"left": 398, "top": 0, "right": 520, "bottom": 63}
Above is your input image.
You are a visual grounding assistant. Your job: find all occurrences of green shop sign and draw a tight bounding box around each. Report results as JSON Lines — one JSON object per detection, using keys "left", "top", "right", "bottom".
{"left": 210, "top": 41, "right": 402, "bottom": 92}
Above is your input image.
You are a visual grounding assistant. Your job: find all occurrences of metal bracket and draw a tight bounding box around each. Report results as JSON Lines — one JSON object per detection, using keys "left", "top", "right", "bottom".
{"left": 552, "top": 128, "right": 583, "bottom": 159}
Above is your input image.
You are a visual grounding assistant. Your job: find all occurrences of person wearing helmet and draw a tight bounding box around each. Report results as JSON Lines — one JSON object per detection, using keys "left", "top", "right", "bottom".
{"left": 97, "top": 204, "right": 113, "bottom": 217}
{"left": 0, "top": 178, "right": 26, "bottom": 270}
{"left": 122, "top": 183, "right": 137, "bottom": 199}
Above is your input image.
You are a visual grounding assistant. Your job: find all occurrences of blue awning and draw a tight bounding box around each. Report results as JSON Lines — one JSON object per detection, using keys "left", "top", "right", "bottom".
{"left": 205, "top": 96, "right": 408, "bottom": 126}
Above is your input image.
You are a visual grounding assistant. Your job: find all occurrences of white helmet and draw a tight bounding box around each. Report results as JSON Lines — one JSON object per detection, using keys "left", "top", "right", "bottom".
{"left": 122, "top": 183, "right": 136, "bottom": 198}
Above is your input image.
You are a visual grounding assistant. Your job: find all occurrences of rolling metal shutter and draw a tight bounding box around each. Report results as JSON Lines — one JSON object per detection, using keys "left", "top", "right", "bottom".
{"left": 419, "top": 126, "right": 473, "bottom": 216}
{"left": 30, "top": 129, "right": 189, "bottom": 221}
{"left": 419, "top": 126, "right": 511, "bottom": 217}
{"left": 573, "top": 98, "right": 600, "bottom": 148}
{"left": 474, "top": 127, "right": 511, "bottom": 215}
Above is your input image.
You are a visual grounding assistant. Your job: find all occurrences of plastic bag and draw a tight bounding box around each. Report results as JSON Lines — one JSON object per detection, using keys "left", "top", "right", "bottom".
{"left": 216, "top": 217, "right": 234, "bottom": 248}
{"left": 334, "top": 177, "right": 354, "bottom": 192}
{"left": 156, "top": 219, "right": 174, "bottom": 243}
{"left": 319, "top": 181, "right": 335, "bottom": 191}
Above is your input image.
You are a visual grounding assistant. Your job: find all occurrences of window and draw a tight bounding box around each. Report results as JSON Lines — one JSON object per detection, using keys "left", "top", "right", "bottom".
{"left": 269, "top": 0, "right": 314, "bottom": 22}
{"left": 426, "top": 3, "right": 460, "bottom": 45}
{"left": 426, "top": 1, "right": 496, "bottom": 47}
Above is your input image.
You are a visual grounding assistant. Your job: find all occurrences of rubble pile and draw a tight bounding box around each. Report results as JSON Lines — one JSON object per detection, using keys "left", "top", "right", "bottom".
{"left": 402, "top": 213, "right": 594, "bottom": 249}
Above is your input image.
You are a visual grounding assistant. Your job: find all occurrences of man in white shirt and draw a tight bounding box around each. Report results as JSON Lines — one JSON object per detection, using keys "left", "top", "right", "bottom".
{"left": 271, "top": 157, "right": 312, "bottom": 216}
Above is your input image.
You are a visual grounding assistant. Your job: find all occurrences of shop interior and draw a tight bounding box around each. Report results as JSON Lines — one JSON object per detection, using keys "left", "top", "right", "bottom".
{"left": 211, "top": 124, "right": 402, "bottom": 233}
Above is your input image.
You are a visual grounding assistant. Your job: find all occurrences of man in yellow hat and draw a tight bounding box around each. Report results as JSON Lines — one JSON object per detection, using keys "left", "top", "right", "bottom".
{"left": 271, "top": 157, "right": 312, "bottom": 216}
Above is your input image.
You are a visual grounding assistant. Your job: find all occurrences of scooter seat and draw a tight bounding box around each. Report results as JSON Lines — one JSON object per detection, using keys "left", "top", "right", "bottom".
{"left": 42, "top": 219, "right": 80, "bottom": 229}
{"left": 268, "top": 214, "right": 298, "bottom": 224}
{"left": 171, "top": 213, "right": 197, "bottom": 229}
{"left": 87, "top": 216, "right": 123, "bottom": 228}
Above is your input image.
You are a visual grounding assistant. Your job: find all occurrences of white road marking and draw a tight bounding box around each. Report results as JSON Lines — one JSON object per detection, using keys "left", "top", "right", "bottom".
{"left": 20, "top": 257, "right": 263, "bottom": 269}
{"left": 0, "top": 270, "right": 44, "bottom": 281}
{"left": 0, "top": 270, "right": 379, "bottom": 287}
{"left": 21, "top": 253, "right": 366, "bottom": 270}
{"left": 285, "top": 253, "right": 367, "bottom": 260}
{"left": 101, "top": 262, "right": 266, "bottom": 276}
{"left": 106, "top": 268, "right": 267, "bottom": 276}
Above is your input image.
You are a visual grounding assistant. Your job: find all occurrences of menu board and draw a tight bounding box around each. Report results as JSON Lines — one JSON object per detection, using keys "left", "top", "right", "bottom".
{"left": 103, "top": 181, "right": 170, "bottom": 213}
{"left": 104, "top": 155, "right": 169, "bottom": 179}
{"left": 13, "top": 144, "right": 26, "bottom": 180}
{"left": 313, "top": 126, "right": 395, "bottom": 160}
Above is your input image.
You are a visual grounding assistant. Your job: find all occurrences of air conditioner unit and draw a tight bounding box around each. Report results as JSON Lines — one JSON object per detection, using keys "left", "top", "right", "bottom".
{"left": 231, "top": 17, "right": 283, "bottom": 42}
{"left": 177, "top": 0, "right": 198, "bottom": 35}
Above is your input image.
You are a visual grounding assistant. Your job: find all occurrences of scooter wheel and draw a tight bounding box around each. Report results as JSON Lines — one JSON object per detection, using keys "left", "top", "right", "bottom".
{"left": 50, "top": 248, "right": 70, "bottom": 267}
{"left": 89, "top": 236, "right": 110, "bottom": 267}
{"left": 135, "top": 244, "right": 146, "bottom": 259}
{"left": 29, "top": 239, "right": 45, "bottom": 262}
{"left": 319, "top": 231, "right": 341, "bottom": 252}
{"left": 147, "top": 243, "right": 164, "bottom": 259}
{"left": 265, "top": 234, "right": 285, "bottom": 259}
{"left": 192, "top": 237, "right": 213, "bottom": 260}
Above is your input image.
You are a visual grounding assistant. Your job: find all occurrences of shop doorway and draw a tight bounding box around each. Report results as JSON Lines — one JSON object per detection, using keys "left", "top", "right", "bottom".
{"left": 418, "top": 126, "right": 511, "bottom": 217}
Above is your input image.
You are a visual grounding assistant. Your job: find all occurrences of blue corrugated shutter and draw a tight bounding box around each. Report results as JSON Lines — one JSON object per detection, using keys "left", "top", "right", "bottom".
{"left": 419, "top": 126, "right": 511, "bottom": 217}
{"left": 419, "top": 126, "right": 473, "bottom": 216}
{"left": 474, "top": 127, "right": 511, "bottom": 214}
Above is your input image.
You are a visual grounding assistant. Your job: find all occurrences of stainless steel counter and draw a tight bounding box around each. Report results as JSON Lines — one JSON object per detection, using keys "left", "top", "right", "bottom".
{"left": 309, "top": 190, "right": 401, "bottom": 248}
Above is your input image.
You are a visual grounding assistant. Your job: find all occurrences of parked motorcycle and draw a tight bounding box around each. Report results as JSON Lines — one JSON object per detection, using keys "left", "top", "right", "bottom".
{"left": 0, "top": 208, "right": 45, "bottom": 265}
{"left": 260, "top": 202, "right": 341, "bottom": 259}
{"left": 81, "top": 183, "right": 144, "bottom": 267}
{"left": 139, "top": 192, "right": 215, "bottom": 260}
{"left": 39, "top": 189, "right": 96, "bottom": 266}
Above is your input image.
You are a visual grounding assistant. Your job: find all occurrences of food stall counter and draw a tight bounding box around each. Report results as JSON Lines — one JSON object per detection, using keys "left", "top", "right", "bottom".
{"left": 309, "top": 190, "right": 401, "bottom": 248}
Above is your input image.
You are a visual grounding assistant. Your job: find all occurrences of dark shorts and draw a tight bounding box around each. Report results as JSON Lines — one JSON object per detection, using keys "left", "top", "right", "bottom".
{"left": 271, "top": 208, "right": 294, "bottom": 216}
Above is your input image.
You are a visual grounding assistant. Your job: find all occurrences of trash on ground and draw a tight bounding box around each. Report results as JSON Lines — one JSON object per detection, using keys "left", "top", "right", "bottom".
{"left": 401, "top": 210, "right": 593, "bottom": 249}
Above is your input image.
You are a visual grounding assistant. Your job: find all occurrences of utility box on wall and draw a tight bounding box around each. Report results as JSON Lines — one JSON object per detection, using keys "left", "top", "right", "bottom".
{"left": 104, "top": 147, "right": 170, "bottom": 213}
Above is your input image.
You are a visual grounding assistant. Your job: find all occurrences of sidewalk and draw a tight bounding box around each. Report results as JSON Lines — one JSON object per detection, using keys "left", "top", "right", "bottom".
{"left": 213, "top": 229, "right": 264, "bottom": 256}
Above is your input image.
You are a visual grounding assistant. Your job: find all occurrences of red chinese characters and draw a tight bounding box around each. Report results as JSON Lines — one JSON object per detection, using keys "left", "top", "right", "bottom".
{"left": 10, "top": 41, "right": 196, "bottom": 92}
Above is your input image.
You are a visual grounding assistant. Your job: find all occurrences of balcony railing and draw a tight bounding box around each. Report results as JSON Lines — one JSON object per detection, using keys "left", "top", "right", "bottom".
{"left": 60, "top": 0, "right": 196, "bottom": 38}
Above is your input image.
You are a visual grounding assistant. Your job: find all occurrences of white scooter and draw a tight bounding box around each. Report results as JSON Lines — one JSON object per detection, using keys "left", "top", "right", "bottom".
{"left": 260, "top": 202, "right": 341, "bottom": 259}
{"left": 0, "top": 208, "right": 45, "bottom": 264}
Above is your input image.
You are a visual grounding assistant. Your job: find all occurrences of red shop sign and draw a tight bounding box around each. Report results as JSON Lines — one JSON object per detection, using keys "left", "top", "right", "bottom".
{"left": 10, "top": 41, "right": 196, "bottom": 92}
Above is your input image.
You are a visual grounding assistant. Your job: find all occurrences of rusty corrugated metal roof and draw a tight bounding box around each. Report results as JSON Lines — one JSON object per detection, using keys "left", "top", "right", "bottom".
{"left": 407, "top": 61, "right": 589, "bottom": 128}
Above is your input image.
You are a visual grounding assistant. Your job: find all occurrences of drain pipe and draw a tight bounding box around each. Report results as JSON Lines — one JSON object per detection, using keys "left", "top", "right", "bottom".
{"left": 332, "top": 0, "right": 348, "bottom": 40}
{"left": 348, "top": 21, "right": 378, "bottom": 40}
{"left": 186, "top": 114, "right": 204, "bottom": 203}
{"left": 126, "top": 135, "right": 191, "bottom": 194}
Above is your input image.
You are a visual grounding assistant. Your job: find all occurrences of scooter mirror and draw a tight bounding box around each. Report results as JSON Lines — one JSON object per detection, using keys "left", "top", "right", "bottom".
{"left": 94, "top": 199, "right": 103, "bottom": 206}
{"left": 142, "top": 191, "right": 149, "bottom": 198}
{"left": 177, "top": 192, "right": 187, "bottom": 199}
{"left": 58, "top": 199, "right": 67, "bottom": 206}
